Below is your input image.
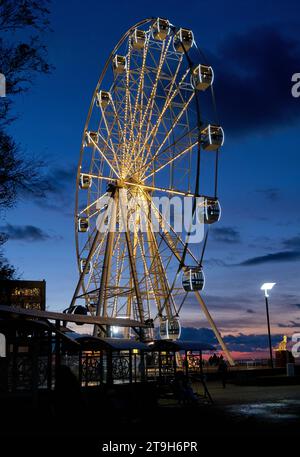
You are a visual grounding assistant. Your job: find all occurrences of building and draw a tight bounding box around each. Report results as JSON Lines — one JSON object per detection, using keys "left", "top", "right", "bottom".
{"left": 0, "top": 280, "right": 46, "bottom": 310}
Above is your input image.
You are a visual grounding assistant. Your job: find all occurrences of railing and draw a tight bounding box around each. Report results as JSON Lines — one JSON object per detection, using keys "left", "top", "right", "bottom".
{"left": 7, "top": 354, "right": 49, "bottom": 391}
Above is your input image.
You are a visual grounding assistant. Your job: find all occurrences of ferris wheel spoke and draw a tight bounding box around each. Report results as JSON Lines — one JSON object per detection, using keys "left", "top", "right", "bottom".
{"left": 88, "top": 132, "right": 120, "bottom": 178}
{"left": 142, "top": 91, "right": 195, "bottom": 172}
{"left": 139, "top": 125, "right": 198, "bottom": 178}
{"left": 138, "top": 57, "right": 187, "bottom": 163}
{"left": 142, "top": 190, "right": 198, "bottom": 264}
{"left": 137, "top": 183, "right": 195, "bottom": 197}
{"left": 126, "top": 35, "right": 150, "bottom": 166}
{"left": 143, "top": 138, "right": 198, "bottom": 181}
{"left": 126, "top": 38, "right": 172, "bottom": 175}
{"left": 121, "top": 38, "right": 133, "bottom": 171}
{"left": 99, "top": 104, "right": 123, "bottom": 176}
{"left": 110, "top": 97, "right": 127, "bottom": 152}
{"left": 78, "top": 192, "right": 109, "bottom": 217}
{"left": 81, "top": 171, "right": 196, "bottom": 198}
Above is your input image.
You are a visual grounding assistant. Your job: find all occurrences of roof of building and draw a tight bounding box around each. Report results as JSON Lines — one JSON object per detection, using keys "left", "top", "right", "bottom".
{"left": 0, "top": 304, "right": 148, "bottom": 328}
{"left": 65, "top": 333, "right": 150, "bottom": 351}
{"left": 148, "top": 339, "right": 215, "bottom": 352}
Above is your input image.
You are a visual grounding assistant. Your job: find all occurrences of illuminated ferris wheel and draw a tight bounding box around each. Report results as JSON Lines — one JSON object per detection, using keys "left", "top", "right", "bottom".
{"left": 69, "top": 18, "right": 233, "bottom": 364}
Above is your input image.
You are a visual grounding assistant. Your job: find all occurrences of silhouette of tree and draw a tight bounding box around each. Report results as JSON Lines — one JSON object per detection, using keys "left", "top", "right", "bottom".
{"left": 0, "top": 233, "right": 16, "bottom": 279}
{"left": 0, "top": 0, "right": 53, "bottom": 278}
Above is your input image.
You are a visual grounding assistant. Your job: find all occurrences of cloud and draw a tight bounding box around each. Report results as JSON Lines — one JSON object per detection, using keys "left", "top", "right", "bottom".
{"left": 182, "top": 292, "right": 254, "bottom": 312}
{"left": 255, "top": 188, "right": 281, "bottom": 201}
{"left": 278, "top": 321, "right": 299, "bottom": 328}
{"left": 204, "top": 258, "right": 228, "bottom": 268}
{"left": 46, "top": 166, "right": 76, "bottom": 194}
{"left": 0, "top": 224, "right": 51, "bottom": 242}
{"left": 181, "top": 327, "right": 282, "bottom": 352}
{"left": 282, "top": 235, "right": 300, "bottom": 249}
{"left": 33, "top": 165, "right": 77, "bottom": 214}
{"left": 181, "top": 327, "right": 217, "bottom": 345}
{"left": 247, "top": 236, "right": 273, "bottom": 250}
{"left": 237, "top": 250, "right": 300, "bottom": 266}
{"left": 238, "top": 234, "right": 300, "bottom": 266}
{"left": 224, "top": 333, "right": 282, "bottom": 352}
{"left": 214, "top": 26, "right": 300, "bottom": 135}
{"left": 211, "top": 226, "right": 241, "bottom": 244}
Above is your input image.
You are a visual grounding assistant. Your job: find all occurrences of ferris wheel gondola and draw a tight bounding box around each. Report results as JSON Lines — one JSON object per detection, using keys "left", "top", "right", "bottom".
{"left": 191, "top": 64, "right": 214, "bottom": 91}
{"left": 112, "top": 55, "right": 127, "bottom": 74}
{"left": 182, "top": 266, "right": 205, "bottom": 292}
{"left": 151, "top": 18, "right": 170, "bottom": 41}
{"left": 79, "top": 174, "right": 92, "bottom": 190}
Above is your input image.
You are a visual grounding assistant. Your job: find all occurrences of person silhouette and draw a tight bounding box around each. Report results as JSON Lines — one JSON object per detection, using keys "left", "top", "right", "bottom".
{"left": 218, "top": 359, "right": 228, "bottom": 388}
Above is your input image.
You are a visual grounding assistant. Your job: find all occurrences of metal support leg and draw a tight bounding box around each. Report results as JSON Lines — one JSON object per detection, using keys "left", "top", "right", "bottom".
{"left": 194, "top": 291, "right": 235, "bottom": 366}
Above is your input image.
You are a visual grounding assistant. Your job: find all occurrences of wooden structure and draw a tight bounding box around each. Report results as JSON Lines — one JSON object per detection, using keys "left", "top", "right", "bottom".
{"left": 0, "top": 305, "right": 215, "bottom": 402}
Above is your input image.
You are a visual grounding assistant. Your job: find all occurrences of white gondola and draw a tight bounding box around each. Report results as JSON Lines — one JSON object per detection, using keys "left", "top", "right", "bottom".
{"left": 159, "top": 317, "right": 169, "bottom": 339}
{"left": 69, "top": 305, "right": 88, "bottom": 325}
{"left": 78, "top": 217, "right": 89, "bottom": 232}
{"left": 182, "top": 266, "right": 205, "bottom": 292}
{"left": 203, "top": 197, "right": 221, "bottom": 224}
{"left": 191, "top": 64, "right": 214, "bottom": 91}
{"left": 64, "top": 305, "right": 88, "bottom": 325}
{"left": 79, "top": 173, "right": 92, "bottom": 190}
{"left": 96, "top": 90, "right": 111, "bottom": 108}
{"left": 130, "top": 29, "right": 146, "bottom": 50}
{"left": 112, "top": 55, "right": 127, "bottom": 74}
{"left": 85, "top": 131, "right": 98, "bottom": 147}
{"left": 168, "top": 317, "right": 181, "bottom": 340}
{"left": 173, "top": 28, "right": 194, "bottom": 53}
{"left": 151, "top": 18, "right": 170, "bottom": 41}
{"left": 201, "top": 124, "right": 224, "bottom": 151}
{"left": 80, "top": 258, "right": 92, "bottom": 274}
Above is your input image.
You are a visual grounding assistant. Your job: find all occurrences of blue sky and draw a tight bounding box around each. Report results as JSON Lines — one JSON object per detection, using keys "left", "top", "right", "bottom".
{"left": 1, "top": 0, "right": 300, "bottom": 352}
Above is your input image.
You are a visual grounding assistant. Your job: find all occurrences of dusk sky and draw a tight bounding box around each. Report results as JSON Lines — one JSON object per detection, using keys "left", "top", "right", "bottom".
{"left": 1, "top": 0, "right": 300, "bottom": 355}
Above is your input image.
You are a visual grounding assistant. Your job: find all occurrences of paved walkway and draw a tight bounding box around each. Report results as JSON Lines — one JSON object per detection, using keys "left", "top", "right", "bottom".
{"left": 196, "top": 380, "right": 300, "bottom": 405}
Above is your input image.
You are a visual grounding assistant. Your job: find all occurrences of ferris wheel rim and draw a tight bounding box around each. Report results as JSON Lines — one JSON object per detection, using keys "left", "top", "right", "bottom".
{"left": 74, "top": 17, "right": 220, "bottom": 326}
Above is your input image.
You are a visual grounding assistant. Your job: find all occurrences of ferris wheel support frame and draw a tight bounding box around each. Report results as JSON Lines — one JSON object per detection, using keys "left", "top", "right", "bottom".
{"left": 194, "top": 291, "right": 235, "bottom": 366}
{"left": 118, "top": 188, "right": 145, "bottom": 324}
{"left": 93, "top": 192, "right": 117, "bottom": 336}
{"left": 70, "top": 199, "right": 113, "bottom": 309}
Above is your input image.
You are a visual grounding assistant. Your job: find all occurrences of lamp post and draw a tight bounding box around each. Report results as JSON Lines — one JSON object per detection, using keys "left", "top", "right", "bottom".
{"left": 260, "top": 282, "right": 276, "bottom": 369}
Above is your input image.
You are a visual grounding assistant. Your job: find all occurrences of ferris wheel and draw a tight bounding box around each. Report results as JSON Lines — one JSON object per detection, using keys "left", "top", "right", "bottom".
{"left": 69, "top": 18, "right": 233, "bottom": 365}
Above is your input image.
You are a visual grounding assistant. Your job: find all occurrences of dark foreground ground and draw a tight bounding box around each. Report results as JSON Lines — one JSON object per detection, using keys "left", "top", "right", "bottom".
{"left": 1, "top": 377, "right": 300, "bottom": 454}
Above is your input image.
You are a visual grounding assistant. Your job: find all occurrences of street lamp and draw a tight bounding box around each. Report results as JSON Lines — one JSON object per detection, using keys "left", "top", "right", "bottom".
{"left": 260, "top": 282, "right": 276, "bottom": 369}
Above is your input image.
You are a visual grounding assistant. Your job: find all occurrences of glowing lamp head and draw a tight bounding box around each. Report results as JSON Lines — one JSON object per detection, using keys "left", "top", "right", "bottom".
{"left": 260, "top": 282, "right": 276, "bottom": 297}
